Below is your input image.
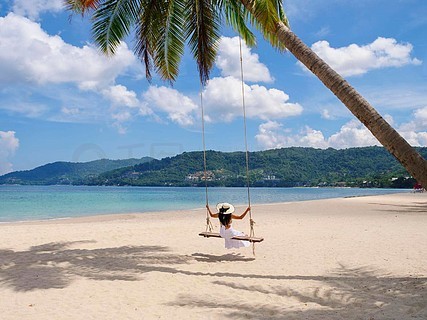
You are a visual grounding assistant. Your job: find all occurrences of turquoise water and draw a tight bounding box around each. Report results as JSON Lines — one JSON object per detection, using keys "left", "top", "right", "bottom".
{"left": 0, "top": 185, "right": 408, "bottom": 222}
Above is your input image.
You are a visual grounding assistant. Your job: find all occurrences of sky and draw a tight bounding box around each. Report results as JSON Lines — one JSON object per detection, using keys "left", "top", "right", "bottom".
{"left": 0, "top": 0, "right": 426, "bottom": 174}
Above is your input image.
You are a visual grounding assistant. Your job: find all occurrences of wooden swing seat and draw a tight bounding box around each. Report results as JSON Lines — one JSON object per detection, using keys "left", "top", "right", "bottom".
{"left": 198, "top": 231, "right": 264, "bottom": 243}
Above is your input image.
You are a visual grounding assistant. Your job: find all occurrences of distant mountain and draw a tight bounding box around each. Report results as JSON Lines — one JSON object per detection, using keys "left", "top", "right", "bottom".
{"left": 2, "top": 147, "right": 426, "bottom": 188}
{"left": 0, "top": 157, "right": 154, "bottom": 185}
{"left": 83, "top": 147, "right": 427, "bottom": 188}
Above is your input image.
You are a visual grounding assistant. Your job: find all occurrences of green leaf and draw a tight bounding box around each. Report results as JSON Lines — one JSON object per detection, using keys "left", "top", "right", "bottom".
{"left": 222, "top": 0, "right": 256, "bottom": 47}
{"left": 134, "top": 0, "right": 164, "bottom": 81}
{"left": 153, "top": 0, "right": 186, "bottom": 83}
{"left": 244, "top": 0, "right": 288, "bottom": 51}
{"left": 92, "top": 0, "right": 140, "bottom": 55}
{"left": 184, "top": 0, "right": 222, "bottom": 85}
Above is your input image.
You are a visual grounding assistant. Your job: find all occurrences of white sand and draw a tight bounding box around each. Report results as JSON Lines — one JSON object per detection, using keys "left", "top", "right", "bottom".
{"left": 0, "top": 192, "right": 426, "bottom": 319}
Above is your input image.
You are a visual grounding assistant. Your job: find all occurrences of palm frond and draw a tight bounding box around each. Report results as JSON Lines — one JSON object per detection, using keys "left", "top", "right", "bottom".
{"left": 221, "top": 0, "right": 256, "bottom": 47}
{"left": 276, "top": 0, "right": 289, "bottom": 27}
{"left": 184, "top": 0, "right": 222, "bottom": 85}
{"left": 153, "top": 0, "right": 186, "bottom": 83}
{"left": 83, "top": 0, "right": 100, "bottom": 9}
{"left": 92, "top": 0, "right": 141, "bottom": 55}
{"left": 65, "top": 0, "right": 100, "bottom": 14}
{"left": 66, "top": 0, "right": 290, "bottom": 83}
{"left": 242, "top": 0, "right": 289, "bottom": 51}
{"left": 134, "top": 0, "right": 164, "bottom": 82}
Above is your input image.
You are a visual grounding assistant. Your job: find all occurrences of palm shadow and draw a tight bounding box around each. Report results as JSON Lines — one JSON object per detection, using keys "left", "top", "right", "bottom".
{"left": 0, "top": 240, "right": 191, "bottom": 292}
{"left": 0, "top": 239, "right": 297, "bottom": 293}
{"left": 169, "top": 264, "right": 427, "bottom": 319}
{"left": 369, "top": 201, "right": 427, "bottom": 214}
{"left": 2, "top": 241, "right": 426, "bottom": 319}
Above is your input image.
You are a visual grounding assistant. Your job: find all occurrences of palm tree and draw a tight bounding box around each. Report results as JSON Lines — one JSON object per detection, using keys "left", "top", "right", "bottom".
{"left": 66, "top": 0, "right": 427, "bottom": 188}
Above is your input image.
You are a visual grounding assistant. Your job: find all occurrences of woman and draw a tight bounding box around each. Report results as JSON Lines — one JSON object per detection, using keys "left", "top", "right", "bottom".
{"left": 206, "top": 202, "right": 251, "bottom": 249}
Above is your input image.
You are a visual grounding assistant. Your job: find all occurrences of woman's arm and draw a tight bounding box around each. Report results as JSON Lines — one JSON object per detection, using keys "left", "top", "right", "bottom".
{"left": 231, "top": 207, "right": 251, "bottom": 220}
{"left": 206, "top": 205, "right": 218, "bottom": 218}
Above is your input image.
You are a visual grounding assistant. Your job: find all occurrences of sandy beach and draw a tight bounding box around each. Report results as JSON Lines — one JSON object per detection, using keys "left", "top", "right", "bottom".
{"left": 0, "top": 192, "right": 426, "bottom": 319}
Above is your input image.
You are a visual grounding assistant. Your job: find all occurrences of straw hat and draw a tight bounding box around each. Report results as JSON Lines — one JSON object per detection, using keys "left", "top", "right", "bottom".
{"left": 216, "top": 202, "right": 235, "bottom": 214}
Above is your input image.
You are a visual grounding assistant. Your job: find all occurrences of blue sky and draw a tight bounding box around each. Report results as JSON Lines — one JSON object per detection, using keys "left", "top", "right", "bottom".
{"left": 0, "top": 0, "right": 426, "bottom": 174}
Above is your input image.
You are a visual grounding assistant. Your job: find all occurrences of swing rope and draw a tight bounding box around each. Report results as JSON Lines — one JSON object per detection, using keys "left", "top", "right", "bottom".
{"left": 200, "top": 84, "right": 214, "bottom": 233}
{"left": 238, "top": 37, "right": 256, "bottom": 255}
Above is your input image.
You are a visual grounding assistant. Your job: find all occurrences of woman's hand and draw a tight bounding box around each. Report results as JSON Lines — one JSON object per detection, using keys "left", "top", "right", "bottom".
{"left": 206, "top": 205, "right": 218, "bottom": 218}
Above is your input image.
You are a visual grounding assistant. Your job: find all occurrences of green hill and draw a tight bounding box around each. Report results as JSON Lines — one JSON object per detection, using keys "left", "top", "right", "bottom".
{"left": 2, "top": 147, "right": 425, "bottom": 187}
{"left": 0, "top": 157, "right": 153, "bottom": 185}
{"left": 86, "top": 147, "right": 427, "bottom": 188}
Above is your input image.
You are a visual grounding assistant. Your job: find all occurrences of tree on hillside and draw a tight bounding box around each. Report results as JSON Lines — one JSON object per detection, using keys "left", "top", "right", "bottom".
{"left": 66, "top": 0, "right": 427, "bottom": 188}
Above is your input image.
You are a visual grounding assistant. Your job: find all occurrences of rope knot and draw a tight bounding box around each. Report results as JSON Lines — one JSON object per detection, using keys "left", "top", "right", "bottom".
{"left": 205, "top": 216, "right": 213, "bottom": 232}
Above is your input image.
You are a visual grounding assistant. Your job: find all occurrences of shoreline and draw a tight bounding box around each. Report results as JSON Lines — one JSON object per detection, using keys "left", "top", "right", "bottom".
{"left": 0, "top": 188, "right": 411, "bottom": 225}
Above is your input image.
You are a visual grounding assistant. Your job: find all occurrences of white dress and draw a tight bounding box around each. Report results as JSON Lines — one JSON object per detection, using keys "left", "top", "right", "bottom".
{"left": 219, "top": 225, "right": 250, "bottom": 249}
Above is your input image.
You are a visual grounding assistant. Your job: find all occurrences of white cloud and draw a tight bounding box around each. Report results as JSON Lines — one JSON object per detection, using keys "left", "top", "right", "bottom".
{"left": 304, "top": 37, "right": 421, "bottom": 77}
{"left": 256, "top": 119, "right": 380, "bottom": 150}
{"left": 299, "top": 127, "right": 329, "bottom": 148}
{"left": 255, "top": 121, "right": 287, "bottom": 149}
{"left": 102, "top": 85, "right": 140, "bottom": 108}
{"left": 140, "top": 77, "right": 302, "bottom": 128}
{"left": 0, "top": 13, "right": 150, "bottom": 133}
{"left": 143, "top": 86, "right": 199, "bottom": 126}
{"left": 398, "top": 106, "right": 427, "bottom": 146}
{"left": 400, "top": 131, "right": 427, "bottom": 147}
{"left": 111, "top": 111, "right": 133, "bottom": 134}
{"left": 321, "top": 109, "right": 335, "bottom": 120}
{"left": 256, "top": 108, "right": 427, "bottom": 150}
{"left": 413, "top": 107, "right": 427, "bottom": 127}
{"left": 327, "top": 120, "right": 379, "bottom": 148}
{"left": 101, "top": 85, "right": 155, "bottom": 133}
{"left": 256, "top": 121, "right": 329, "bottom": 149}
{"left": 216, "top": 37, "right": 273, "bottom": 83}
{"left": 13, "top": 0, "right": 64, "bottom": 20}
{"left": 0, "top": 13, "right": 137, "bottom": 88}
{"left": 0, "top": 131, "right": 19, "bottom": 175}
{"left": 203, "top": 76, "right": 302, "bottom": 122}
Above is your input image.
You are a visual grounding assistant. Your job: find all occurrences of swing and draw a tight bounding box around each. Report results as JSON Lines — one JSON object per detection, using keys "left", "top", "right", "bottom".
{"left": 198, "top": 231, "right": 264, "bottom": 243}
{"left": 198, "top": 38, "right": 264, "bottom": 245}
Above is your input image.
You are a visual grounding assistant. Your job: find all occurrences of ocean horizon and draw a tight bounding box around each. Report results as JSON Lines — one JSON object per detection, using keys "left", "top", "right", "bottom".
{"left": 0, "top": 185, "right": 410, "bottom": 223}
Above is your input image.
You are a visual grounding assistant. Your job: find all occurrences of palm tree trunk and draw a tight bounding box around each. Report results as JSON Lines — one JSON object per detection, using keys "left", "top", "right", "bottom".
{"left": 266, "top": 22, "right": 427, "bottom": 188}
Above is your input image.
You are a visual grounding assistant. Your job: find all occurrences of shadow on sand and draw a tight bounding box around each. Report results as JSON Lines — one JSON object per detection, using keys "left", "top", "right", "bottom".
{"left": 1, "top": 241, "right": 426, "bottom": 318}
{"left": 369, "top": 201, "right": 427, "bottom": 214}
{"left": 0, "top": 241, "right": 191, "bottom": 291}
{"left": 191, "top": 252, "right": 256, "bottom": 262}
{"left": 170, "top": 264, "right": 427, "bottom": 319}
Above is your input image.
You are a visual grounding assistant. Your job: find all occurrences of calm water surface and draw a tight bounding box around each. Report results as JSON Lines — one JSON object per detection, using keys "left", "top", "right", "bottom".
{"left": 0, "top": 185, "right": 408, "bottom": 222}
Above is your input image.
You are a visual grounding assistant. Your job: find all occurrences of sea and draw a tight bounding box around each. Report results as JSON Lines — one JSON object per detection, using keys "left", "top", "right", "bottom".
{"left": 0, "top": 185, "right": 409, "bottom": 223}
